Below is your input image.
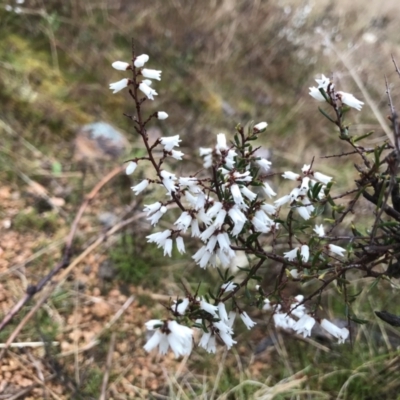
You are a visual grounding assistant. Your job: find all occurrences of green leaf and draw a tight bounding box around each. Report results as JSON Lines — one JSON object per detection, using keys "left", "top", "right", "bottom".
{"left": 318, "top": 107, "right": 336, "bottom": 123}
{"left": 367, "top": 277, "right": 381, "bottom": 292}
{"left": 351, "top": 130, "right": 374, "bottom": 143}
{"left": 349, "top": 316, "right": 369, "bottom": 324}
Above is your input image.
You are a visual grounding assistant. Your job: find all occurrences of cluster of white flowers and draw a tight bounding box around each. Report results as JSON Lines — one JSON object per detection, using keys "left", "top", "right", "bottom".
{"left": 309, "top": 74, "right": 364, "bottom": 111}
{"left": 263, "top": 295, "right": 349, "bottom": 343}
{"left": 111, "top": 56, "right": 356, "bottom": 357}
{"left": 277, "top": 163, "right": 346, "bottom": 266}
{"left": 144, "top": 281, "right": 256, "bottom": 357}
{"left": 4, "top": 0, "right": 23, "bottom": 13}
{"left": 110, "top": 53, "right": 163, "bottom": 103}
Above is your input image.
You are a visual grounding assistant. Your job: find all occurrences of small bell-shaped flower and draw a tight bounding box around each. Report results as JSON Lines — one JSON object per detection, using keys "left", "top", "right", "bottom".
{"left": 109, "top": 78, "right": 129, "bottom": 94}
{"left": 134, "top": 54, "right": 149, "bottom": 68}
{"left": 142, "top": 68, "right": 162, "bottom": 81}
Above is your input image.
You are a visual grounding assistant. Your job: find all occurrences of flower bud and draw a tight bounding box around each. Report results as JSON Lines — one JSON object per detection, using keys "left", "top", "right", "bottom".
{"left": 157, "top": 111, "right": 169, "bottom": 120}
{"left": 112, "top": 61, "right": 130, "bottom": 71}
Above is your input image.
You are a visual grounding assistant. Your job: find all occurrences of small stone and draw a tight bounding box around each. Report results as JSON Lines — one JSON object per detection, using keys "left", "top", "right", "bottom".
{"left": 91, "top": 301, "right": 112, "bottom": 318}
{"left": 98, "top": 212, "right": 119, "bottom": 228}
{"left": 98, "top": 260, "right": 117, "bottom": 281}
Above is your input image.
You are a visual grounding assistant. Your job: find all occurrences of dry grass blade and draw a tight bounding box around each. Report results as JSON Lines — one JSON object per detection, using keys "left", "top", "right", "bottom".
{"left": 99, "top": 332, "right": 116, "bottom": 400}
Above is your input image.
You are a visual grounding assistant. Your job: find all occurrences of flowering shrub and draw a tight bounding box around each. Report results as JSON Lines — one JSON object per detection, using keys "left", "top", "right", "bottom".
{"left": 110, "top": 48, "right": 400, "bottom": 357}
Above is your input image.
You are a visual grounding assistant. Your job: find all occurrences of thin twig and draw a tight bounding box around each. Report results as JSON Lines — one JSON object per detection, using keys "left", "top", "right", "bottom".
{"left": 0, "top": 214, "right": 142, "bottom": 359}
{"left": 392, "top": 54, "right": 400, "bottom": 77}
{"left": 0, "top": 165, "right": 124, "bottom": 334}
{"left": 99, "top": 332, "right": 116, "bottom": 400}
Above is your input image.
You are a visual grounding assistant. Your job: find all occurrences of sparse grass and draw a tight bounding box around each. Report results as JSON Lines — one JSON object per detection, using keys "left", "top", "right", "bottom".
{"left": 13, "top": 208, "right": 59, "bottom": 234}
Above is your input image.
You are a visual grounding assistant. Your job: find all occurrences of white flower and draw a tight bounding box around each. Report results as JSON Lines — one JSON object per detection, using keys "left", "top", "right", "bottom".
{"left": 148, "top": 205, "right": 167, "bottom": 226}
{"left": 274, "top": 194, "right": 291, "bottom": 207}
{"left": 218, "top": 302, "right": 228, "bottom": 322}
{"left": 297, "top": 206, "right": 311, "bottom": 220}
{"left": 290, "top": 296, "right": 306, "bottom": 319}
{"left": 263, "top": 299, "right": 272, "bottom": 310}
{"left": 336, "top": 91, "right": 364, "bottom": 111}
{"left": 131, "top": 179, "right": 149, "bottom": 195}
{"left": 112, "top": 61, "right": 130, "bottom": 71}
{"left": 160, "top": 170, "right": 177, "bottom": 194}
{"left": 230, "top": 184, "right": 246, "bottom": 208}
{"left": 302, "top": 164, "right": 311, "bottom": 174}
{"left": 254, "top": 122, "right": 268, "bottom": 132}
{"left": 314, "top": 224, "right": 325, "bottom": 237}
{"left": 290, "top": 269, "right": 299, "bottom": 279}
{"left": 109, "top": 78, "right": 129, "bottom": 93}
{"left": 282, "top": 171, "right": 300, "bottom": 180}
{"left": 261, "top": 203, "right": 276, "bottom": 215}
{"left": 221, "top": 281, "right": 237, "bottom": 293}
{"left": 142, "top": 68, "right": 162, "bottom": 81}
{"left": 216, "top": 133, "right": 228, "bottom": 152}
{"left": 300, "top": 245, "right": 309, "bottom": 262}
{"left": 191, "top": 219, "right": 201, "bottom": 237}
{"left": 320, "top": 319, "right": 350, "bottom": 344}
{"left": 160, "top": 135, "right": 181, "bottom": 151}
{"left": 199, "top": 147, "right": 212, "bottom": 156}
{"left": 225, "top": 149, "right": 237, "bottom": 168}
{"left": 167, "top": 320, "right": 193, "bottom": 357}
{"left": 144, "top": 201, "right": 162, "bottom": 216}
{"left": 171, "top": 150, "right": 184, "bottom": 160}
{"left": 199, "top": 331, "right": 216, "bottom": 353}
{"left": 143, "top": 319, "right": 193, "bottom": 358}
{"left": 251, "top": 217, "right": 271, "bottom": 234}
{"left": 192, "top": 246, "right": 212, "bottom": 268}
{"left": 213, "top": 209, "right": 227, "bottom": 228}
{"left": 233, "top": 171, "right": 252, "bottom": 182}
{"left": 146, "top": 229, "right": 171, "bottom": 247}
{"left": 206, "top": 235, "right": 218, "bottom": 252}
{"left": 299, "top": 178, "right": 311, "bottom": 194}
{"left": 134, "top": 54, "right": 149, "bottom": 68}
{"left": 179, "top": 177, "right": 201, "bottom": 193}
{"left": 263, "top": 182, "right": 277, "bottom": 198}
{"left": 203, "top": 154, "right": 212, "bottom": 168}
{"left": 294, "top": 315, "right": 316, "bottom": 338}
{"left": 227, "top": 311, "right": 236, "bottom": 328}
{"left": 207, "top": 202, "right": 223, "bottom": 218}
{"left": 314, "top": 171, "right": 332, "bottom": 185}
{"left": 157, "top": 111, "right": 168, "bottom": 120}
{"left": 216, "top": 232, "right": 231, "bottom": 253}
{"left": 200, "top": 298, "right": 218, "bottom": 316}
{"left": 240, "top": 312, "right": 256, "bottom": 329}
{"left": 199, "top": 225, "right": 217, "bottom": 242}
{"left": 174, "top": 298, "right": 189, "bottom": 315}
{"left": 240, "top": 186, "right": 257, "bottom": 201}
{"left": 176, "top": 236, "right": 185, "bottom": 254}
{"left": 315, "top": 74, "right": 331, "bottom": 90}
{"left": 213, "top": 321, "right": 236, "bottom": 349}
{"left": 125, "top": 161, "right": 137, "bottom": 175}
{"left": 174, "top": 212, "right": 192, "bottom": 232}
{"left": 273, "top": 312, "right": 296, "bottom": 330}
{"left": 217, "top": 248, "right": 234, "bottom": 267}
{"left": 284, "top": 247, "right": 299, "bottom": 261}
{"left": 328, "top": 244, "right": 346, "bottom": 257}
{"left": 163, "top": 238, "right": 173, "bottom": 257}
{"left": 228, "top": 207, "right": 246, "bottom": 236}
{"left": 139, "top": 82, "right": 158, "bottom": 100}
{"left": 257, "top": 158, "right": 271, "bottom": 171}
{"left": 142, "top": 79, "right": 153, "bottom": 86}
{"left": 143, "top": 321, "right": 169, "bottom": 355}
{"left": 309, "top": 86, "right": 326, "bottom": 102}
